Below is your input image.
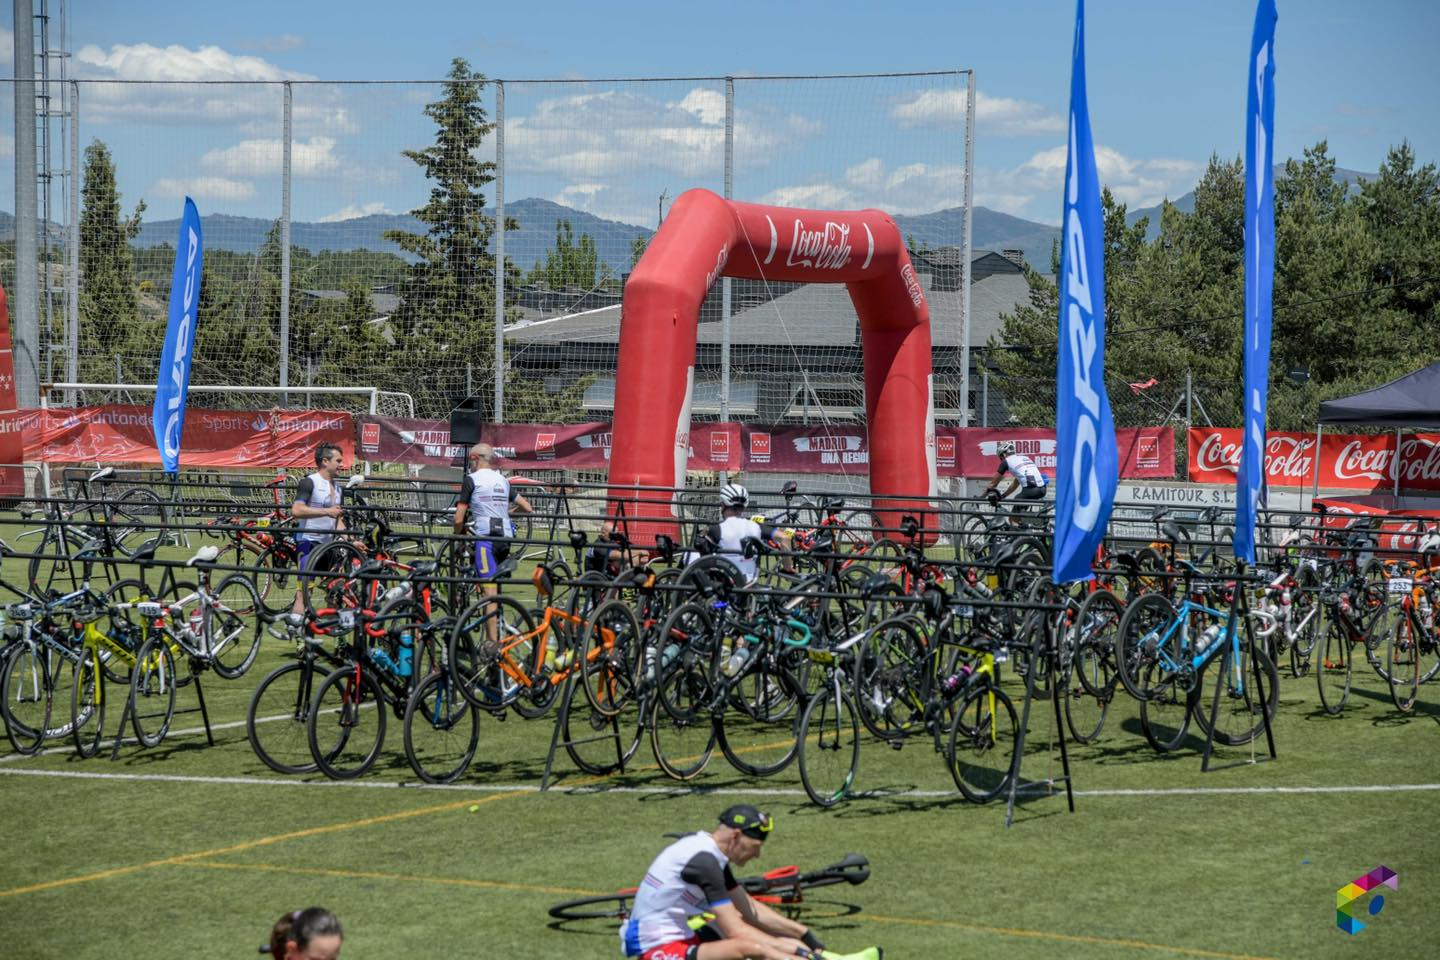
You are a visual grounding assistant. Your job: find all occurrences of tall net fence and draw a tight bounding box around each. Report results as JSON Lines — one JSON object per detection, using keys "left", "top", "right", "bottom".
{"left": 2, "top": 71, "right": 975, "bottom": 427}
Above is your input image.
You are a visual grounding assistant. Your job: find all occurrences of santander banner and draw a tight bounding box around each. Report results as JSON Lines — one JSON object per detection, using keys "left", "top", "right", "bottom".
{"left": 1188, "top": 427, "right": 1440, "bottom": 491}
{"left": 21, "top": 405, "right": 353, "bottom": 467}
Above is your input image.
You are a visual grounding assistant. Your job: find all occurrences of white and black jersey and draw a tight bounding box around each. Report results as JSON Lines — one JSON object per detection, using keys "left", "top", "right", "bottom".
{"left": 705, "top": 515, "right": 773, "bottom": 584}
{"left": 620, "top": 832, "right": 737, "bottom": 956}
{"left": 456, "top": 467, "right": 518, "bottom": 538}
{"left": 294, "top": 472, "right": 342, "bottom": 542}
{"left": 998, "top": 453, "right": 1047, "bottom": 489}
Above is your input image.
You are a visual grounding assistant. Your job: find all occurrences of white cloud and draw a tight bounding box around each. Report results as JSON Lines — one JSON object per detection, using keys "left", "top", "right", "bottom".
{"left": 75, "top": 42, "right": 308, "bottom": 82}
{"left": 152, "top": 176, "right": 256, "bottom": 203}
{"left": 508, "top": 86, "right": 820, "bottom": 181}
{"left": 891, "top": 89, "right": 1064, "bottom": 136}
{"left": 759, "top": 157, "right": 965, "bottom": 216}
{"left": 200, "top": 136, "right": 340, "bottom": 178}
{"left": 974, "top": 145, "right": 1202, "bottom": 220}
{"left": 317, "top": 201, "right": 393, "bottom": 222}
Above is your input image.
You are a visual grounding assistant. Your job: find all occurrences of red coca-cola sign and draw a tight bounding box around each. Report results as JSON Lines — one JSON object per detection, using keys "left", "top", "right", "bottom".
{"left": 1189, "top": 428, "right": 1440, "bottom": 491}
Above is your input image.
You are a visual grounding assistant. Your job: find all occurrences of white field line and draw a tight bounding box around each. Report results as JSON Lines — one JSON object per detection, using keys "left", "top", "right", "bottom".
{"left": 0, "top": 765, "right": 1437, "bottom": 800}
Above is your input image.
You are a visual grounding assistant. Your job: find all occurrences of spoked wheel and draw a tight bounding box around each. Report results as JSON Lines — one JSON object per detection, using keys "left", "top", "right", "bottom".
{"left": 715, "top": 664, "right": 803, "bottom": 778}
{"left": 101, "top": 578, "right": 156, "bottom": 684}
{"left": 798, "top": 685, "right": 860, "bottom": 807}
{"left": 1386, "top": 609, "right": 1422, "bottom": 713}
{"left": 448, "top": 596, "right": 536, "bottom": 711}
{"left": 579, "top": 599, "right": 642, "bottom": 719}
{"left": 560, "top": 675, "right": 641, "bottom": 777}
{"left": 301, "top": 540, "right": 369, "bottom": 618}
{"left": 1138, "top": 663, "right": 1195, "bottom": 753}
{"left": 1, "top": 643, "right": 54, "bottom": 755}
{"left": 247, "top": 660, "right": 321, "bottom": 775}
{"left": 1190, "top": 642, "right": 1279, "bottom": 745}
{"left": 255, "top": 540, "right": 300, "bottom": 617}
{"left": 210, "top": 575, "right": 263, "bottom": 680}
{"left": 1289, "top": 565, "right": 1321, "bottom": 677}
{"left": 649, "top": 661, "right": 717, "bottom": 781}
{"left": 129, "top": 636, "right": 177, "bottom": 749}
{"left": 547, "top": 890, "right": 636, "bottom": 922}
{"left": 1116, "top": 593, "right": 1178, "bottom": 701}
{"left": 307, "top": 664, "right": 387, "bottom": 780}
{"left": 1065, "top": 640, "right": 1114, "bottom": 745}
{"left": 852, "top": 615, "right": 928, "bottom": 742}
{"left": 947, "top": 683, "right": 1019, "bottom": 804}
{"left": 1315, "top": 610, "right": 1353, "bottom": 716}
{"left": 403, "top": 670, "right": 479, "bottom": 784}
{"left": 70, "top": 646, "right": 105, "bottom": 759}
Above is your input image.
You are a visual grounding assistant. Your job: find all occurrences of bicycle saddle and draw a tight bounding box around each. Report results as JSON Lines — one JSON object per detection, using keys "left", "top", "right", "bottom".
{"left": 1161, "top": 519, "right": 1190, "bottom": 543}
{"left": 89, "top": 466, "right": 116, "bottom": 483}
{"left": 129, "top": 540, "right": 162, "bottom": 565}
{"left": 185, "top": 545, "right": 220, "bottom": 566}
{"left": 569, "top": 529, "right": 589, "bottom": 551}
{"left": 410, "top": 560, "right": 438, "bottom": 576}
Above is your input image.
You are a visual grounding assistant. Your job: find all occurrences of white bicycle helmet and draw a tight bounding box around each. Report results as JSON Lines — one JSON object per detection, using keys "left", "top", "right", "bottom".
{"left": 997, "top": 440, "right": 1016, "bottom": 457}
{"left": 719, "top": 483, "right": 750, "bottom": 509}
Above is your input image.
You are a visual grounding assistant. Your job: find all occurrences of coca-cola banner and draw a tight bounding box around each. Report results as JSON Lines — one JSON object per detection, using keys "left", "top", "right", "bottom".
{"left": 22, "top": 405, "right": 354, "bottom": 467}
{"left": 1189, "top": 428, "right": 1440, "bottom": 491}
{"left": 1313, "top": 497, "right": 1440, "bottom": 555}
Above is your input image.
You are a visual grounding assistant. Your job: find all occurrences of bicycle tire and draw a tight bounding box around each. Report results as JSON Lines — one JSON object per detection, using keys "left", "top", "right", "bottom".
{"left": 448, "top": 595, "right": 537, "bottom": 711}
{"left": 1289, "top": 564, "right": 1321, "bottom": 676}
{"left": 111, "top": 486, "right": 170, "bottom": 550}
{"left": 101, "top": 578, "right": 156, "bottom": 684}
{"left": 1191, "top": 642, "right": 1278, "bottom": 746}
{"left": 1, "top": 642, "right": 51, "bottom": 755}
{"left": 255, "top": 540, "right": 300, "bottom": 617}
{"left": 715, "top": 664, "right": 802, "bottom": 778}
{"left": 946, "top": 682, "right": 1019, "bottom": 803}
{"left": 1386, "top": 607, "right": 1421, "bottom": 712}
{"left": 547, "top": 891, "right": 636, "bottom": 922}
{"left": 129, "top": 635, "right": 177, "bottom": 749}
{"left": 209, "top": 575, "right": 262, "bottom": 680}
{"left": 560, "top": 674, "right": 642, "bottom": 777}
{"left": 654, "top": 604, "right": 718, "bottom": 719}
{"left": 307, "top": 664, "right": 387, "bottom": 780}
{"left": 1315, "top": 608, "right": 1352, "bottom": 715}
{"left": 649, "top": 661, "right": 717, "bottom": 781}
{"left": 403, "top": 670, "right": 479, "bottom": 784}
{"left": 247, "top": 660, "right": 320, "bottom": 775}
{"left": 1138, "top": 662, "right": 1194, "bottom": 752}
{"left": 579, "top": 599, "right": 642, "bottom": 719}
{"left": 1116, "top": 592, "right": 1177, "bottom": 701}
{"left": 798, "top": 685, "right": 860, "bottom": 807}
{"left": 1064, "top": 640, "right": 1112, "bottom": 745}
{"left": 852, "top": 615, "right": 928, "bottom": 742}
{"left": 70, "top": 644, "right": 105, "bottom": 758}
{"left": 301, "top": 540, "right": 369, "bottom": 618}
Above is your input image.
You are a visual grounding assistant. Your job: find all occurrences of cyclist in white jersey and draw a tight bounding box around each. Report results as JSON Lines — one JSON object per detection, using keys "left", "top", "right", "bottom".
{"left": 453, "top": 443, "right": 533, "bottom": 596}
{"left": 289, "top": 443, "right": 347, "bottom": 618}
{"left": 620, "top": 805, "right": 878, "bottom": 960}
{"left": 983, "top": 440, "right": 1048, "bottom": 512}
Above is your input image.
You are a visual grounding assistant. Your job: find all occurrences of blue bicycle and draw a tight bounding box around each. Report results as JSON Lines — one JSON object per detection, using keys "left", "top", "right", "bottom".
{"left": 1116, "top": 568, "right": 1278, "bottom": 753}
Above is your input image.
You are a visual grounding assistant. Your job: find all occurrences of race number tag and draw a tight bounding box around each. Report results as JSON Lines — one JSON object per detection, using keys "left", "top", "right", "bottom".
{"left": 1387, "top": 577, "right": 1412, "bottom": 594}
{"left": 338, "top": 610, "right": 357, "bottom": 630}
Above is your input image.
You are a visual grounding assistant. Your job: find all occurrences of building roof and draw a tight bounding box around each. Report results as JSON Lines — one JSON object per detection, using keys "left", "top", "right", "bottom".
{"left": 506, "top": 249, "right": 1033, "bottom": 350}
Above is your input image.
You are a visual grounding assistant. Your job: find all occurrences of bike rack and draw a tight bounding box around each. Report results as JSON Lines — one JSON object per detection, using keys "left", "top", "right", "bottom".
{"left": 539, "top": 669, "right": 631, "bottom": 790}
{"left": 1200, "top": 560, "right": 1278, "bottom": 772}
{"left": 109, "top": 668, "right": 215, "bottom": 761}
{"left": 1005, "top": 586, "right": 1076, "bottom": 828}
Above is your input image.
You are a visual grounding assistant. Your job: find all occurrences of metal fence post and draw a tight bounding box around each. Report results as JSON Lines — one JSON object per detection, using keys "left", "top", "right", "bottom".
{"left": 720, "top": 77, "right": 734, "bottom": 482}
{"left": 66, "top": 79, "right": 79, "bottom": 403}
{"left": 493, "top": 79, "right": 506, "bottom": 422}
{"left": 959, "top": 69, "right": 976, "bottom": 428}
{"left": 981, "top": 369, "right": 989, "bottom": 427}
{"left": 280, "top": 81, "right": 292, "bottom": 407}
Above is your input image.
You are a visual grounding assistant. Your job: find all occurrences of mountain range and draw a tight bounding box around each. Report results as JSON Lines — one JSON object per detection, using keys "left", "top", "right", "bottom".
{"left": 0, "top": 165, "right": 1373, "bottom": 276}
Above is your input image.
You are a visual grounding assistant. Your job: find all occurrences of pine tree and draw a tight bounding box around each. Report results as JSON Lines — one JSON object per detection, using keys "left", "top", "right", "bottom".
{"left": 78, "top": 140, "right": 146, "bottom": 372}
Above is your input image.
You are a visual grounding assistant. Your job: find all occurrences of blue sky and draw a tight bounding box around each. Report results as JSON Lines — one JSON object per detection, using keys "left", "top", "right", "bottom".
{"left": 2, "top": 0, "right": 1435, "bottom": 230}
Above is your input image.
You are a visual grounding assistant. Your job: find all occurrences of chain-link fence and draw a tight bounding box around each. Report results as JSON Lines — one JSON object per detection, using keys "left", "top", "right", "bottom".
{"left": 2, "top": 70, "right": 978, "bottom": 426}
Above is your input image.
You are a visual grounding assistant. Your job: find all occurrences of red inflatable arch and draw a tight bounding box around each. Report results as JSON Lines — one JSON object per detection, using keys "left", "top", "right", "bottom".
{"left": 608, "top": 188, "right": 938, "bottom": 542}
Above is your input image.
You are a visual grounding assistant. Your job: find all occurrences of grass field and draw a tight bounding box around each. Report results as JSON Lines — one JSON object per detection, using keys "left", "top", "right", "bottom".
{"left": 0, "top": 546, "right": 1436, "bottom": 959}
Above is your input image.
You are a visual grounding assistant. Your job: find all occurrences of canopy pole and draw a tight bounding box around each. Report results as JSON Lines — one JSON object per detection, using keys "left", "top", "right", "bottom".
{"left": 1310, "top": 424, "right": 1322, "bottom": 506}
{"left": 1393, "top": 428, "right": 1403, "bottom": 502}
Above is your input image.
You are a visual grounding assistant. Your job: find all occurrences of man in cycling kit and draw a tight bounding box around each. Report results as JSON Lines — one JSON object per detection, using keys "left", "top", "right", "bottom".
{"left": 452, "top": 443, "right": 534, "bottom": 595}
{"left": 983, "top": 440, "right": 1048, "bottom": 513}
{"left": 289, "top": 443, "right": 347, "bottom": 618}
{"left": 620, "top": 805, "right": 880, "bottom": 960}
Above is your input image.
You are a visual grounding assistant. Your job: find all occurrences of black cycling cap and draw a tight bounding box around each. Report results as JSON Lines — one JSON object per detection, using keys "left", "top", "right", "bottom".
{"left": 718, "top": 804, "right": 774, "bottom": 840}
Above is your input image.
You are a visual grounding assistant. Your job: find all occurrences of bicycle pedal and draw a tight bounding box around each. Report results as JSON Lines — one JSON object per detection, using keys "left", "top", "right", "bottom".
{"left": 889, "top": 740, "right": 904, "bottom": 751}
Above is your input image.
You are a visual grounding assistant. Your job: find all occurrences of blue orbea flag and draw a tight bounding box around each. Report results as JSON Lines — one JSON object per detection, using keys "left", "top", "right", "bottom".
{"left": 153, "top": 198, "right": 203, "bottom": 473}
{"left": 1052, "top": 0, "right": 1118, "bottom": 585}
{"left": 1235, "top": 0, "right": 1278, "bottom": 565}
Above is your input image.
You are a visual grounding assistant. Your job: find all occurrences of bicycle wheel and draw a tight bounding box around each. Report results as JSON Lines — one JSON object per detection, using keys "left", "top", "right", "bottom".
{"left": 715, "top": 664, "right": 802, "bottom": 777}
{"left": 1191, "top": 643, "right": 1278, "bottom": 746}
{"left": 852, "top": 615, "right": 928, "bottom": 741}
{"left": 70, "top": 644, "right": 105, "bottom": 758}
{"left": 209, "top": 575, "right": 262, "bottom": 680}
{"left": 1, "top": 642, "right": 52, "bottom": 755}
{"left": 1139, "top": 663, "right": 1194, "bottom": 752}
{"left": 1386, "top": 608, "right": 1422, "bottom": 712}
{"left": 1065, "top": 640, "right": 1113, "bottom": 744}
{"left": 255, "top": 540, "right": 299, "bottom": 617}
{"left": 111, "top": 486, "right": 169, "bottom": 550}
{"left": 798, "top": 685, "right": 860, "bottom": 807}
{"left": 100, "top": 578, "right": 155, "bottom": 684}
{"left": 579, "top": 599, "right": 642, "bottom": 719}
{"left": 654, "top": 604, "right": 718, "bottom": 704}
{"left": 946, "top": 683, "right": 1019, "bottom": 804}
{"left": 247, "top": 660, "right": 320, "bottom": 775}
{"left": 129, "top": 636, "right": 177, "bottom": 749}
{"left": 301, "top": 540, "right": 368, "bottom": 617}
{"left": 547, "top": 891, "right": 636, "bottom": 922}
{"left": 307, "top": 664, "right": 387, "bottom": 780}
{"left": 448, "top": 595, "right": 537, "bottom": 711}
{"left": 1116, "top": 593, "right": 1177, "bottom": 701}
{"left": 560, "top": 674, "right": 642, "bottom": 777}
{"left": 649, "top": 662, "right": 717, "bottom": 781}
{"left": 403, "top": 670, "right": 479, "bottom": 784}
{"left": 1315, "top": 609, "right": 1352, "bottom": 715}
{"left": 1289, "top": 565, "right": 1321, "bottom": 676}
